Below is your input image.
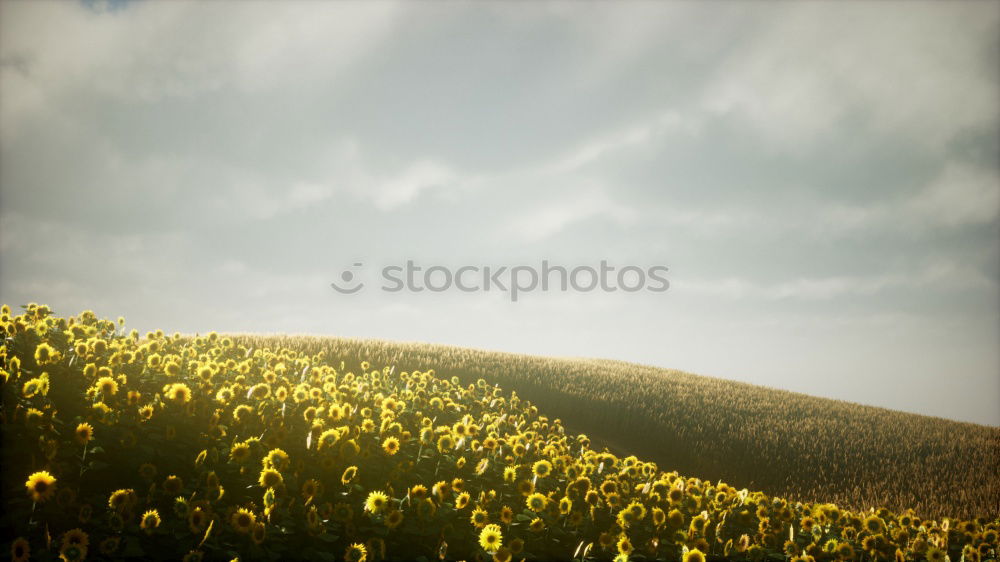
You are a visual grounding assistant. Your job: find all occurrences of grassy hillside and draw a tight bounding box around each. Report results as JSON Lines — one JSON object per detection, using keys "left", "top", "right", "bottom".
{"left": 235, "top": 335, "right": 1000, "bottom": 520}
{"left": 2, "top": 305, "right": 997, "bottom": 562}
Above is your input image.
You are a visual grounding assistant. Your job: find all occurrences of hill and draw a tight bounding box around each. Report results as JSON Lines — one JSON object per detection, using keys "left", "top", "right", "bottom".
{"left": 235, "top": 335, "right": 1000, "bottom": 519}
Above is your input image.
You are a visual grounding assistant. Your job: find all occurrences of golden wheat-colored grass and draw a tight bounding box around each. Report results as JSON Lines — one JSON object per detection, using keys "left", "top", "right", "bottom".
{"left": 237, "top": 335, "right": 1000, "bottom": 520}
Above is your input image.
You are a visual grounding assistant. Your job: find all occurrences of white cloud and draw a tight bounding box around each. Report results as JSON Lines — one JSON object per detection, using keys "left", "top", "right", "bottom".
{"left": 505, "top": 188, "right": 637, "bottom": 242}
{"left": 701, "top": 3, "right": 998, "bottom": 150}
{"left": 908, "top": 163, "right": 1000, "bottom": 228}
{"left": 546, "top": 111, "right": 700, "bottom": 174}
{"left": 0, "top": 1, "right": 402, "bottom": 141}
{"left": 677, "top": 261, "right": 996, "bottom": 301}
{"left": 372, "top": 160, "right": 460, "bottom": 210}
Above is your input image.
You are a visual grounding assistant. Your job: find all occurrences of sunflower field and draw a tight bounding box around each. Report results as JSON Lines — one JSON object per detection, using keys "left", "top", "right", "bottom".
{"left": 1, "top": 304, "right": 997, "bottom": 562}
{"left": 235, "top": 336, "right": 1000, "bottom": 520}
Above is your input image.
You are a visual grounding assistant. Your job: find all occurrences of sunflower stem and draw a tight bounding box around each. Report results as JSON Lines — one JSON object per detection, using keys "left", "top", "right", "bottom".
{"left": 79, "top": 442, "right": 89, "bottom": 477}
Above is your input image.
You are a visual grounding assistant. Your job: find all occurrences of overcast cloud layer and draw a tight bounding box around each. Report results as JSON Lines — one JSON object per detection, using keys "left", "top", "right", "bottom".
{"left": 1, "top": 1, "right": 998, "bottom": 425}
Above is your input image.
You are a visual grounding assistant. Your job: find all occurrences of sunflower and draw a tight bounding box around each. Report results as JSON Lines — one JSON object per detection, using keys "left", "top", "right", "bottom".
{"left": 251, "top": 522, "right": 266, "bottom": 545}
{"left": 164, "top": 475, "right": 184, "bottom": 495}
{"left": 22, "top": 375, "right": 49, "bottom": 398}
{"left": 75, "top": 423, "right": 94, "bottom": 445}
{"left": 137, "top": 462, "right": 157, "bottom": 480}
{"left": 96, "top": 376, "right": 118, "bottom": 395}
{"left": 264, "top": 448, "right": 289, "bottom": 471}
{"left": 479, "top": 524, "right": 503, "bottom": 553}
{"left": 232, "top": 508, "right": 256, "bottom": 533}
{"left": 617, "top": 536, "right": 634, "bottom": 555}
{"left": 863, "top": 515, "right": 886, "bottom": 535}
{"left": 861, "top": 535, "right": 879, "bottom": 553}
{"left": 409, "top": 484, "right": 428, "bottom": 500}
{"left": 98, "top": 537, "right": 120, "bottom": 556}
{"left": 926, "top": 548, "right": 946, "bottom": 562}
{"left": 470, "top": 507, "right": 489, "bottom": 528}
{"left": 526, "top": 492, "right": 547, "bottom": 512}
{"left": 365, "top": 491, "right": 389, "bottom": 514}
{"left": 189, "top": 507, "right": 209, "bottom": 533}
{"left": 332, "top": 502, "right": 354, "bottom": 522}
{"left": 385, "top": 510, "right": 404, "bottom": 529}
{"left": 382, "top": 436, "right": 400, "bottom": 455}
{"left": 229, "top": 442, "right": 251, "bottom": 463}
{"left": 836, "top": 542, "right": 854, "bottom": 559}
{"left": 259, "top": 468, "right": 283, "bottom": 488}
{"left": 302, "top": 478, "right": 322, "bottom": 500}
{"left": 437, "top": 434, "right": 455, "bottom": 453}
{"left": 493, "top": 546, "right": 513, "bottom": 562}
{"left": 345, "top": 543, "right": 367, "bottom": 562}
{"left": 495, "top": 465, "right": 514, "bottom": 483}
{"left": 342, "top": 465, "right": 358, "bottom": 485}
{"left": 559, "top": 497, "right": 573, "bottom": 515}
{"left": 250, "top": 383, "right": 270, "bottom": 399}
{"left": 626, "top": 500, "right": 646, "bottom": 520}
{"left": 532, "top": 459, "right": 552, "bottom": 478}
{"left": 500, "top": 505, "right": 514, "bottom": 525}
{"left": 25, "top": 470, "right": 57, "bottom": 503}
{"left": 34, "top": 342, "right": 58, "bottom": 364}
{"left": 668, "top": 487, "right": 684, "bottom": 504}
{"left": 62, "top": 528, "right": 89, "bottom": 548}
{"left": 684, "top": 548, "right": 707, "bottom": 562}
{"left": 455, "top": 491, "right": 471, "bottom": 509}
{"left": 529, "top": 517, "right": 545, "bottom": 533}
{"left": 78, "top": 504, "right": 93, "bottom": 523}
{"left": 167, "top": 383, "right": 192, "bottom": 404}
{"left": 140, "top": 509, "right": 161, "bottom": 534}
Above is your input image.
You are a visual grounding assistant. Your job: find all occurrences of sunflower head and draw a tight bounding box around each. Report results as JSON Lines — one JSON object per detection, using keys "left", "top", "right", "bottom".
{"left": 526, "top": 492, "right": 547, "bottom": 513}
{"left": 479, "top": 524, "right": 503, "bottom": 553}
{"left": 61, "top": 528, "right": 88, "bottom": 549}
{"left": 25, "top": 471, "right": 57, "bottom": 503}
{"left": 385, "top": 510, "right": 404, "bottom": 529}
{"left": 365, "top": 491, "right": 389, "bottom": 514}
{"left": 230, "top": 508, "right": 255, "bottom": 533}
{"left": 684, "top": 548, "right": 707, "bottom": 562}
{"left": 250, "top": 522, "right": 266, "bottom": 544}
{"left": 74, "top": 423, "right": 94, "bottom": 445}
{"left": 345, "top": 543, "right": 367, "bottom": 562}
{"left": 140, "top": 509, "right": 161, "bottom": 534}
{"left": 382, "top": 436, "right": 400, "bottom": 455}
{"left": 258, "top": 468, "right": 283, "bottom": 489}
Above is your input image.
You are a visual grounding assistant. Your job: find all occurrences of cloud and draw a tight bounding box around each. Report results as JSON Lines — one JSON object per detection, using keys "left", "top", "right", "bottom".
{"left": 676, "top": 260, "right": 996, "bottom": 301}
{"left": 0, "top": 1, "right": 402, "bottom": 142}
{"left": 908, "top": 163, "right": 1000, "bottom": 228}
{"left": 546, "top": 111, "right": 701, "bottom": 174}
{"left": 505, "top": 189, "right": 637, "bottom": 243}
{"left": 372, "top": 160, "right": 461, "bottom": 210}
{"left": 1, "top": 1, "right": 998, "bottom": 424}
{"left": 700, "top": 2, "right": 999, "bottom": 150}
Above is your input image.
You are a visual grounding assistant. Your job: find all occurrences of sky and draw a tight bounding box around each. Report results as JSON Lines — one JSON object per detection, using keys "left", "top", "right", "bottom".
{"left": 1, "top": 1, "right": 998, "bottom": 426}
